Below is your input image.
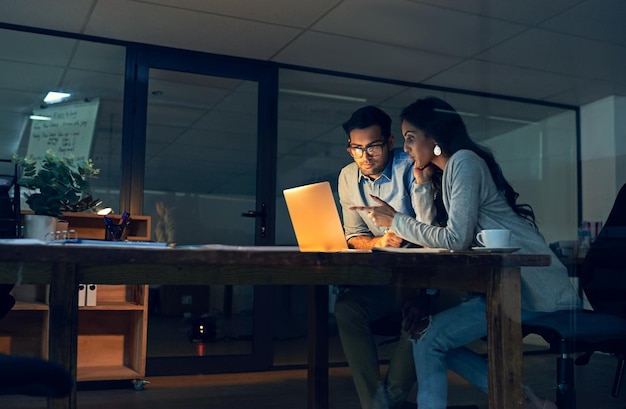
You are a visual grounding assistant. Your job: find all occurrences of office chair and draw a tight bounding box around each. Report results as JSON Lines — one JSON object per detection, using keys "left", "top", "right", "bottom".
{"left": 0, "top": 354, "right": 73, "bottom": 397}
{"left": 522, "top": 183, "right": 626, "bottom": 409}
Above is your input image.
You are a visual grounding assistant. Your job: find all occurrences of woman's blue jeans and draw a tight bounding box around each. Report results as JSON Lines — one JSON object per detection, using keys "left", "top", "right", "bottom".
{"left": 412, "top": 296, "right": 545, "bottom": 409}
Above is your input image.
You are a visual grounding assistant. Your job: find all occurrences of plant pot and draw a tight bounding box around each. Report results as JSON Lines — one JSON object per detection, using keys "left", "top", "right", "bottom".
{"left": 24, "top": 214, "right": 58, "bottom": 240}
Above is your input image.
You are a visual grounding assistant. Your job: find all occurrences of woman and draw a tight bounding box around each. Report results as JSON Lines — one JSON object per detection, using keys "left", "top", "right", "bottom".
{"left": 351, "top": 97, "right": 580, "bottom": 409}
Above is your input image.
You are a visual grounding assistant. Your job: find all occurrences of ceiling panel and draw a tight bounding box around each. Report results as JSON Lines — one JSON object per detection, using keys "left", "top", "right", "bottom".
{"left": 423, "top": 59, "right": 579, "bottom": 101}
{"left": 141, "top": 0, "right": 342, "bottom": 27}
{"left": 87, "top": 0, "right": 302, "bottom": 60}
{"left": 313, "top": 0, "right": 527, "bottom": 58}
{"left": 0, "top": 29, "right": 78, "bottom": 66}
{"left": 476, "top": 28, "right": 626, "bottom": 84}
{"left": 0, "top": 0, "right": 95, "bottom": 33}
{"left": 540, "top": 0, "right": 626, "bottom": 46}
{"left": 0, "top": 60, "right": 65, "bottom": 95}
{"left": 274, "top": 31, "right": 461, "bottom": 84}
{"left": 410, "top": 0, "right": 583, "bottom": 25}
{"left": 71, "top": 41, "right": 127, "bottom": 74}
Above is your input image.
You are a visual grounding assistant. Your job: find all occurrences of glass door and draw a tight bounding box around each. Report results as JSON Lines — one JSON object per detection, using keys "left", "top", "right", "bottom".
{"left": 124, "top": 49, "right": 277, "bottom": 375}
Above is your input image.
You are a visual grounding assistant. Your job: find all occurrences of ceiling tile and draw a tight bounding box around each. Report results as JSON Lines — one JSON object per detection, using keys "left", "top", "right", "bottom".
{"left": 138, "top": 0, "right": 342, "bottom": 27}
{"left": 71, "top": 41, "right": 127, "bottom": 75}
{"left": 546, "top": 79, "right": 626, "bottom": 107}
{"left": 475, "top": 28, "right": 626, "bottom": 83}
{"left": 0, "top": 60, "right": 64, "bottom": 93}
{"left": 423, "top": 59, "right": 580, "bottom": 102}
{"left": 409, "top": 0, "right": 582, "bottom": 25}
{"left": 274, "top": 31, "right": 461, "bottom": 84}
{"left": 312, "top": 0, "right": 527, "bottom": 57}
{"left": 86, "top": 0, "right": 302, "bottom": 60}
{"left": 0, "top": 0, "right": 95, "bottom": 33}
{"left": 540, "top": 0, "right": 626, "bottom": 46}
{"left": 0, "top": 30, "right": 77, "bottom": 66}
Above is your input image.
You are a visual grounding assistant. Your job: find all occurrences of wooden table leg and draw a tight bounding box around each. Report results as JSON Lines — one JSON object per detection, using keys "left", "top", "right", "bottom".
{"left": 486, "top": 266, "right": 523, "bottom": 409}
{"left": 307, "top": 285, "right": 329, "bottom": 409}
{"left": 47, "top": 263, "right": 78, "bottom": 409}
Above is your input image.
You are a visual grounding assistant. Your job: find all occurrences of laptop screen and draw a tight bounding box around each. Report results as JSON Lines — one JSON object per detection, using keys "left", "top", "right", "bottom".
{"left": 283, "top": 181, "right": 348, "bottom": 252}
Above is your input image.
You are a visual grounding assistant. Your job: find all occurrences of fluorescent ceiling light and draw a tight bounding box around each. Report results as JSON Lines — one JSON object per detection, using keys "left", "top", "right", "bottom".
{"left": 486, "top": 115, "right": 535, "bottom": 125}
{"left": 29, "top": 114, "right": 52, "bottom": 121}
{"left": 438, "top": 109, "right": 533, "bottom": 124}
{"left": 279, "top": 88, "right": 366, "bottom": 103}
{"left": 44, "top": 91, "right": 71, "bottom": 104}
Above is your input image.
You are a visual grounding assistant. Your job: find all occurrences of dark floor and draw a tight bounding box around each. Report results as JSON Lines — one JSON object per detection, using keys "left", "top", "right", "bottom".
{"left": 1, "top": 350, "right": 625, "bottom": 409}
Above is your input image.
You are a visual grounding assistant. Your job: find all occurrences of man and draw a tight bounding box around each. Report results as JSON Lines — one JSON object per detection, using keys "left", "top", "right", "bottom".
{"left": 335, "top": 106, "right": 437, "bottom": 409}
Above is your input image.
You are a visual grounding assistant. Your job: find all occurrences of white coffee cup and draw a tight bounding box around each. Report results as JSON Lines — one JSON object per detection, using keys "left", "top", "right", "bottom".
{"left": 476, "top": 229, "right": 511, "bottom": 248}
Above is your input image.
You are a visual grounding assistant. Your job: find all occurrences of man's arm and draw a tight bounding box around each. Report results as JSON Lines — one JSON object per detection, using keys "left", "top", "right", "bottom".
{"left": 347, "top": 231, "right": 403, "bottom": 249}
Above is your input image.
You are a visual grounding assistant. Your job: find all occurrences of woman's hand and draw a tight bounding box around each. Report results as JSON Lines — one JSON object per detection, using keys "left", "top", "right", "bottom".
{"left": 402, "top": 298, "right": 431, "bottom": 341}
{"left": 349, "top": 195, "right": 397, "bottom": 228}
{"left": 402, "top": 290, "right": 438, "bottom": 340}
{"left": 414, "top": 162, "right": 435, "bottom": 184}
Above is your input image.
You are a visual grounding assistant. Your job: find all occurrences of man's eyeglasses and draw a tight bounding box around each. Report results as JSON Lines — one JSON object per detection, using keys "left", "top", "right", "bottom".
{"left": 347, "top": 142, "right": 387, "bottom": 159}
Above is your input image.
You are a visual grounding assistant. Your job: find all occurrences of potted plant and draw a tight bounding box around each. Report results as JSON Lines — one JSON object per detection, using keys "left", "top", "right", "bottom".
{"left": 12, "top": 150, "right": 100, "bottom": 239}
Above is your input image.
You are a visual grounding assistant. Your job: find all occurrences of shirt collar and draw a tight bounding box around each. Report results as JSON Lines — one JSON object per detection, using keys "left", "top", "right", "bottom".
{"left": 357, "top": 149, "right": 395, "bottom": 183}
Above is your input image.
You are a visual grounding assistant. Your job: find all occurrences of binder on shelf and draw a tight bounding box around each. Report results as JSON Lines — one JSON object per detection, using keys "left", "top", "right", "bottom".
{"left": 86, "top": 284, "right": 97, "bottom": 306}
{"left": 78, "top": 284, "right": 86, "bottom": 307}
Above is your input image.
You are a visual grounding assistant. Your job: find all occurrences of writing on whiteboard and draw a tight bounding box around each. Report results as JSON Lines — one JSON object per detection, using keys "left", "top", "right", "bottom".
{"left": 27, "top": 99, "right": 99, "bottom": 162}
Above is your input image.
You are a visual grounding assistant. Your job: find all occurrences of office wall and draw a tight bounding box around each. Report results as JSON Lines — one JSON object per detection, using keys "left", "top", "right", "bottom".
{"left": 485, "top": 110, "right": 578, "bottom": 243}
{"left": 581, "top": 95, "right": 626, "bottom": 222}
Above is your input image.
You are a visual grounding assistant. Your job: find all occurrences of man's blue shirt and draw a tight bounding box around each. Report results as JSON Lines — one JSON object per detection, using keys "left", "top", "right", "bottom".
{"left": 338, "top": 148, "right": 417, "bottom": 241}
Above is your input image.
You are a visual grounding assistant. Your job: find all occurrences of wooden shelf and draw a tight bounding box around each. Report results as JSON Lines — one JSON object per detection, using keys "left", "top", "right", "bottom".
{"left": 77, "top": 365, "right": 144, "bottom": 381}
{"left": 12, "top": 300, "right": 49, "bottom": 310}
{"left": 0, "top": 310, "right": 48, "bottom": 357}
{"left": 58, "top": 212, "right": 151, "bottom": 241}
{"left": 20, "top": 211, "right": 151, "bottom": 241}
{"left": 8, "top": 214, "right": 151, "bottom": 383}
{"left": 80, "top": 302, "right": 146, "bottom": 311}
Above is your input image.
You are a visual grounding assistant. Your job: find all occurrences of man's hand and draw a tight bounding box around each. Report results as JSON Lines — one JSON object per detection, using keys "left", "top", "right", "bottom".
{"left": 374, "top": 231, "right": 403, "bottom": 248}
{"left": 348, "top": 231, "right": 403, "bottom": 249}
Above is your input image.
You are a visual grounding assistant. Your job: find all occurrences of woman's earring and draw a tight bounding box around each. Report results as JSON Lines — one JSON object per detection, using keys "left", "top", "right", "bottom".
{"left": 433, "top": 144, "right": 442, "bottom": 156}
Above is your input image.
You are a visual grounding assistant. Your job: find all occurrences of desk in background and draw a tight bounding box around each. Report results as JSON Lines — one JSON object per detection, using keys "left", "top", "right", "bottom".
{"left": 0, "top": 242, "right": 550, "bottom": 409}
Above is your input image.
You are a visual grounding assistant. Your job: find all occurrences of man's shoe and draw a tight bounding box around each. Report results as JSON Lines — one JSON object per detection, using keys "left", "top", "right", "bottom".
{"left": 523, "top": 386, "right": 557, "bottom": 409}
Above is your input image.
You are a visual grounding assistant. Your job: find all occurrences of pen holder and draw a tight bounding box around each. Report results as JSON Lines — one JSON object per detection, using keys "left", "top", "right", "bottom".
{"left": 104, "top": 212, "right": 131, "bottom": 241}
{"left": 104, "top": 223, "right": 128, "bottom": 241}
{"left": 104, "top": 224, "right": 129, "bottom": 241}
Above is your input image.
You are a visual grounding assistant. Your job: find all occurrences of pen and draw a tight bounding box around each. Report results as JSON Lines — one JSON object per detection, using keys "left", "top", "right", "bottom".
{"left": 120, "top": 210, "right": 129, "bottom": 226}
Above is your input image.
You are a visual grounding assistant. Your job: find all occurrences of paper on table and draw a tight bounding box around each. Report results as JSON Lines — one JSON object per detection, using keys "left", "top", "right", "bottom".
{"left": 0, "top": 239, "right": 46, "bottom": 245}
{"left": 178, "top": 245, "right": 371, "bottom": 253}
{"left": 0, "top": 239, "right": 170, "bottom": 248}
{"left": 62, "top": 239, "right": 170, "bottom": 247}
{"left": 197, "top": 244, "right": 301, "bottom": 251}
{"left": 372, "top": 247, "right": 452, "bottom": 253}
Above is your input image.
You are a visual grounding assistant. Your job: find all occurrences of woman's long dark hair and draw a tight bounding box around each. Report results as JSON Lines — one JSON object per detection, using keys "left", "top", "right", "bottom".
{"left": 400, "top": 96, "right": 536, "bottom": 227}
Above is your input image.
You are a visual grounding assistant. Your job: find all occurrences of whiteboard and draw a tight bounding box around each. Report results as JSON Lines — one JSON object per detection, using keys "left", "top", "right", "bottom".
{"left": 26, "top": 99, "right": 100, "bottom": 162}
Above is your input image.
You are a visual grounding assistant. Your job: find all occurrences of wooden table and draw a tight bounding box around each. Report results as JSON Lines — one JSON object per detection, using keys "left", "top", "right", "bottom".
{"left": 0, "top": 242, "right": 550, "bottom": 409}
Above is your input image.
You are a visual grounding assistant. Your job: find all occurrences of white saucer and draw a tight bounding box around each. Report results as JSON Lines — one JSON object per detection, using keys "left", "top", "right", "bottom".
{"left": 471, "top": 246, "right": 521, "bottom": 253}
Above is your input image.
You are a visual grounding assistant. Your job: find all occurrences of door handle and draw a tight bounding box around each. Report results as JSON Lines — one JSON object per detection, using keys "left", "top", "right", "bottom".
{"left": 242, "top": 203, "right": 267, "bottom": 238}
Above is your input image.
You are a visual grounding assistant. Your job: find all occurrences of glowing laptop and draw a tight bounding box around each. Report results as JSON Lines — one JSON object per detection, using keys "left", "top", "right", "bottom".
{"left": 283, "top": 181, "right": 349, "bottom": 252}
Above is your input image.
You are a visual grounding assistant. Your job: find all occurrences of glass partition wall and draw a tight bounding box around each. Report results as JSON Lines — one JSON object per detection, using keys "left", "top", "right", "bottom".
{"left": 143, "top": 70, "right": 259, "bottom": 361}
{"left": 273, "top": 69, "right": 579, "bottom": 366}
{"left": 1, "top": 26, "right": 579, "bottom": 374}
{"left": 1, "top": 28, "right": 126, "bottom": 213}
